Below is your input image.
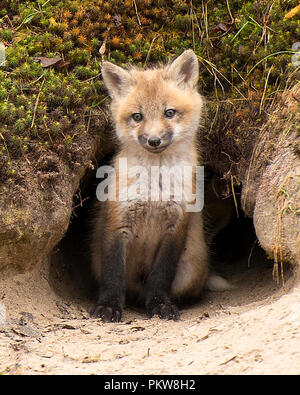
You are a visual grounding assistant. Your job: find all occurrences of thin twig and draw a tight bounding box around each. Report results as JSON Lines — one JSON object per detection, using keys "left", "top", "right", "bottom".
{"left": 198, "top": 56, "right": 246, "bottom": 98}
{"left": 144, "top": 35, "right": 158, "bottom": 67}
{"left": 203, "top": 1, "right": 213, "bottom": 48}
{"left": 226, "top": 0, "right": 234, "bottom": 23}
{"left": 86, "top": 109, "right": 92, "bottom": 134}
{"left": 190, "top": 0, "right": 195, "bottom": 52}
{"left": 31, "top": 77, "right": 46, "bottom": 129}
{"left": 80, "top": 73, "right": 101, "bottom": 83}
{"left": 190, "top": 2, "right": 203, "bottom": 44}
{"left": 72, "top": 197, "right": 90, "bottom": 211}
{"left": 259, "top": 66, "right": 272, "bottom": 115}
{"left": 132, "top": 0, "right": 141, "bottom": 26}
{"left": 0, "top": 131, "right": 10, "bottom": 160}
{"left": 230, "top": 175, "right": 239, "bottom": 219}
{"left": 247, "top": 239, "right": 257, "bottom": 267}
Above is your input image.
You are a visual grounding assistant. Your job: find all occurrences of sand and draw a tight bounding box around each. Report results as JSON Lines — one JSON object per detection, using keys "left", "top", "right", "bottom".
{"left": 0, "top": 255, "right": 299, "bottom": 375}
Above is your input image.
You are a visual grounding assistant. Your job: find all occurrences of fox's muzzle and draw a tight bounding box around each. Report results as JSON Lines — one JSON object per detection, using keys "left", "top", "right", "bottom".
{"left": 138, "top": 132, "right": 173, "bottom": 153}
{"left": 148, "top": 136, "right": 162, "bottom": 147}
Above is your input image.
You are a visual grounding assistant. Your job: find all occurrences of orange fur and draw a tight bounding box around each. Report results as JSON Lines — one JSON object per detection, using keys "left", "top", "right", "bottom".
{"left": 92, "top": 50, "right": 209, "bottom": 304}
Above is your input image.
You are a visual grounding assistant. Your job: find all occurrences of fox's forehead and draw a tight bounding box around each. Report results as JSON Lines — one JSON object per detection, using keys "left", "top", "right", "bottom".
{"left": 120, "top": 68, "right": 195, "bottom": 115}
{"left": 130, "top": 67, "right": 163, "bottom": 81}
{"left": 131, "top": 68, "right": 167, "bottom": 101}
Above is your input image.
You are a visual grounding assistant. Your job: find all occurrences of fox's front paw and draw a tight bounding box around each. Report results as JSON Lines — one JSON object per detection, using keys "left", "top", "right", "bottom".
{"left": 90, "top": 304, "right": 122, "bottom": 322}
{"left": 146, "top": 296, "right": 180, "bottom": 321}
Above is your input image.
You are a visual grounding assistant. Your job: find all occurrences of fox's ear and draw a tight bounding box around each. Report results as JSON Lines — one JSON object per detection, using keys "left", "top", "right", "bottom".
{"left": 101, "top": 62, "right": 135, "bottom": 98}
{"left": 164, "top": 50, "right": 199, "bottom": 88}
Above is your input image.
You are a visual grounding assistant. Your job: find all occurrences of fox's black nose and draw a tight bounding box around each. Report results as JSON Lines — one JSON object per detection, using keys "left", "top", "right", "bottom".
{"left": 148, "top": 136, "right": 162, "bottom": 147}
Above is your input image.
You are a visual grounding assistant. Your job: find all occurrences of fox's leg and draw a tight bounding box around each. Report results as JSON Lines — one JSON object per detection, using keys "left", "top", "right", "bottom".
{"left": 145, "top": 229, "right": 186, "bottom": 321}
{"left": 171, "top": 212, "right": 209, "bottom": 299}
{"left": 90, "top": 203, "right": 127, "bottom": 322}
{"left": 90, "top": 234, "right": 126, "bottom": 322}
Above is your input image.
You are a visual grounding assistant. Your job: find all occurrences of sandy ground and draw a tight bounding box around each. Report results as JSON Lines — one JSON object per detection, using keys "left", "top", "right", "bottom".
{"left": 0, "top": 253, "right": 299, "bottom": 375}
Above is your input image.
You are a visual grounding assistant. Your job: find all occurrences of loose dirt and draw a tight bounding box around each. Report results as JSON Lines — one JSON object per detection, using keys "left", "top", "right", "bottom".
{"left": 0, "top": 250, "right": 299, "bottom": 375}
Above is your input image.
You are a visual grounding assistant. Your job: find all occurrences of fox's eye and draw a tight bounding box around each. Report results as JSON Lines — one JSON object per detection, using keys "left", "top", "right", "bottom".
{"left": 164, "top": 109, "right": 176, "bottom": 118}
{"left": 132, "top": 113, "right": 143, "bottom": 122}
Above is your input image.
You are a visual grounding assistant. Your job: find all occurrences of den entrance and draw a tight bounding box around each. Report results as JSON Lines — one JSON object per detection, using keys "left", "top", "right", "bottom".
{"left": 49, "top": 162, "right": 294, "bottom": 316}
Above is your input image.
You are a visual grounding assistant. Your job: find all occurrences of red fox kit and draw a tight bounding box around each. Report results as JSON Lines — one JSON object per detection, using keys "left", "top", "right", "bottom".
{"left": 91, "top": 50, "right": 209, "bottom": 322}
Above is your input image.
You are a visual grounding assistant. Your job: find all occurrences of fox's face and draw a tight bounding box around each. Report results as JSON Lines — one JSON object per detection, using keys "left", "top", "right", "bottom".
{"left": 102, "top": 50, "right": 203, "bottom": 154}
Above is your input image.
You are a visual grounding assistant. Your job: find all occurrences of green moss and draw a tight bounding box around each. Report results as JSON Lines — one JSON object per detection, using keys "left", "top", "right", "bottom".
{"left": 0, "top": 0, "right": 299, "bottom": 183}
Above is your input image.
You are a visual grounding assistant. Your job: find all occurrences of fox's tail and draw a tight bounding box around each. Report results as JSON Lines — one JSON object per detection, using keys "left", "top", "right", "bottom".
{"left": 205, "top": 271, "right": 234, "bottom": 291}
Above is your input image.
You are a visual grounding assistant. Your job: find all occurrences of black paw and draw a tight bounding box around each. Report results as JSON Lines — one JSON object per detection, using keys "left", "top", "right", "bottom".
{"left": 147, "top": 298, "right": 180, "bottom": 321}
{"left": 90, "top": 304, "right": 122, "bottom": 322}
